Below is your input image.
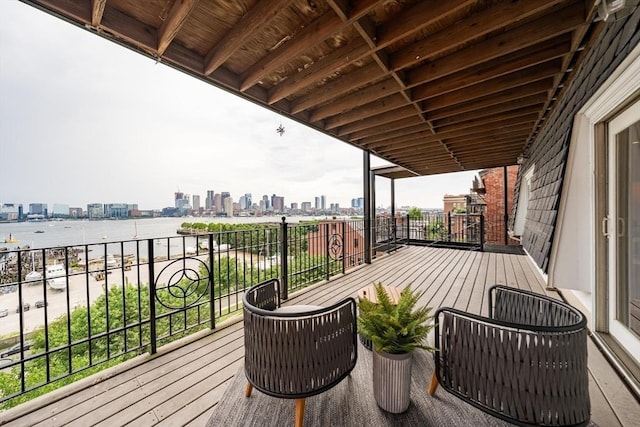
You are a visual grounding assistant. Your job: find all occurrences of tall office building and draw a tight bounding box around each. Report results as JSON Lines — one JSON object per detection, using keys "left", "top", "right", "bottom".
{"left": 205, "top": 190, "right": 214, "bottom": 210}
{"left": 262, "top": 195, "right": 270, "bottom": 210}
{"left": 52, "top": 204, "right": 70, "bottom": 218}
{"left": 321, "top": 195, "right": 326, "bottom": 210}
{"left": 174, "top": 192, "right": 190, "bottom": 209}
{"left": 301, "top": 202, "right": 311, "bottom": 212}
{"left": 223, "top": 196, "right": 234, "bottom": 216}
{"left": 29, "top": 203, "right": 47, "bottom": 216}
{"left": 272, "top": 195, "right": 285, "bottom": 212}
{"left": 0, "top": 203, "right": 22, "bottom": 221}
{"left": 192, "top": 195, "right": 201, "bottom": 211}
{"left": 87, "top": 203, "right": 104, "bottom": 219}
{"left": 314, "top": 197, "right": 320, "bottom": 210}
{"left": 214, "top": 193, "right": 222, "bottom": 213}
{"left": 218, "top": 191, "right": 233, "bottom": 216}
{"left": 104, "top": 203, "right": 129, "bottom": 218}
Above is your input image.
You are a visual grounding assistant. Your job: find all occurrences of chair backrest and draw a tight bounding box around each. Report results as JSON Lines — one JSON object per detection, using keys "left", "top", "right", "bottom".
{"left": 242, "top": 279, "right": 358, "bottom": 400}
{"left": 434, "top": 286, "right": 590, "bottom": 426}
{"left": 244, "top": 278, "right": 281, "bottom": 312}
{"left": 489, "top": 285, "right": 586, "bottom": 330}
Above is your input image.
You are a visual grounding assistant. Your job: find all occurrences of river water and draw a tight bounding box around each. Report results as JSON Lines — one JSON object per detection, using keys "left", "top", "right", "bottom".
{"left": 0, "top": 216, "right": 334, "bottom": 250}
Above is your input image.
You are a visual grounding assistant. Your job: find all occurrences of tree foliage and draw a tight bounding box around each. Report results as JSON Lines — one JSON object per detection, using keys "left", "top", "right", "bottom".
{"left": 407, "top": 207, "right": 423, "bottom": 220}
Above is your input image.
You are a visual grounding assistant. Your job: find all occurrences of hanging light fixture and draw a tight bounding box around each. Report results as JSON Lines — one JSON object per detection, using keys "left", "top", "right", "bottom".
{"left": 597, "top": 0, "right": 639, "bottom": 21}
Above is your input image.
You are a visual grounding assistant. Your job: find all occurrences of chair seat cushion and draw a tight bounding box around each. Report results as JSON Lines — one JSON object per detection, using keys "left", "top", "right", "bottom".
{"left": 273, "top": 305, "right": 323, "bottom": 314}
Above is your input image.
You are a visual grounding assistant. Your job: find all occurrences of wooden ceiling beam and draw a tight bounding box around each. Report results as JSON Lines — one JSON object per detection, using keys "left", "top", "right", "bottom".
{"left": 309, "top": 77, "right": 402, "bottom": 122}
{"left": 433, "top": 94, "right": 547, "bottom": 128}
{"left": 240, "top": 11, "right": 342, "bottom": 91}
{"left": 434, "top": 106, "right": 544, "bottom": 134}
{"left": 423, "top": 60, "right": 561, "bottom": 110}
{"left": 240, "top": 0, "right": 380, "bottom": 92}
{"left": 358, "top": 119, "right": 436, "bottom": 148}
{"left": 291, "top": 62, "right": 386, "bottom": 114}
{"left": 373, "top": 130, "right": 533, "bottom": 160}
{"left": 324, "top": 93, "right": 408, "bottom": 130}
{"left": 100, "top": 5, "right": 158, "bottom": 53}
{"left": 326, "top": 40, "right": 568, "bottom": 135}
{"left": 376, "top": 0, "right": 473, "bottom": 49}
{"left": 426, "top": 79, "right": 552, "bottom": 121}
{"left": 268, "top": 0, "right": 470, "bottom": 105}
{"left": 302, "top": 7, "right": 584, "bottom": 121}
{"left": 267, "top": 38, "right": 370, "bottom": 104}
{"left": 365, "top": 119, "right": 536, "bottom": 151}
{"left": 204, "top": 0, "right": 289, "bottom": 75}
{"left": 449, "top": 138, "right": 528, "bottom": 153}
{"left": 157, "top": 0, "right": 199, "bottom": 56}
{"left": 379, "top": 136, "right": 529, "bottom": 161}
{"left": 391, "top": 0, "right": 568, "bottom": 72}
{"left": 347, "top": 103, "right": 541, "bottom": 143}
{"left": 337, "top": 106, "right": 417, "bottom": 136}
{"left": 442, "top": 128, "right": 533, "bottom": 147}
{"left": 91, "top": 0, "right": 106, "bottom": 27}
{"left": 414, "top": 36, "right": 571, "bottom": 101}
{"left": 404, "top": 2, "right": 585, "bottom": 87}
{"left": 347, "top": 116, "right": 426, "bottom": 140}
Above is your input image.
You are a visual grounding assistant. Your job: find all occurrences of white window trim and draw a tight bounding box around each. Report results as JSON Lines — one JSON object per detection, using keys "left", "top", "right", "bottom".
{"left": 549, "top": 43, "right": 640, "bottom": 317}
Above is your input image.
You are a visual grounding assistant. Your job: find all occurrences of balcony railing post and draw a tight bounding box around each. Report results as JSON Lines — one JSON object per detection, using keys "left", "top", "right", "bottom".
{"left": 280, "top": 217, "right": 288, "bottom": 300}
{"left": 325, "top": 223, "right": 330, "bottom": 281}
{"left": 447, "top": 212, "right": 452, "bottom": 242}
{"left": 342, "top": 221, "right": 346, "bottom": 274}
{"left": 148, "top": 239, "right": 157, "bottom": 354}
{"left": 406, "top": 215, "right": 411, "bottom": 245}
{"left": 208, "top": 233, "right": 215, "bottom": 330}
{"left": 480, "top": 214, "right": 485, "bottom": 252}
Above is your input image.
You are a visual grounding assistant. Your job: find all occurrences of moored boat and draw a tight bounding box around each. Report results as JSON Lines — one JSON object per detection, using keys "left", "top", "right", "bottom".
{"left": 4, "top": 233, "right": 18, "bottom": 243}
{"left": 45, "top": 263, "right": 67, "bottom": 290}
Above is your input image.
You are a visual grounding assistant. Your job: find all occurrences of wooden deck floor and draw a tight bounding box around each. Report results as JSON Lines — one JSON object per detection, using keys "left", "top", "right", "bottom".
{"left": 1, "top": 246, "right": 638, "bottom": 426}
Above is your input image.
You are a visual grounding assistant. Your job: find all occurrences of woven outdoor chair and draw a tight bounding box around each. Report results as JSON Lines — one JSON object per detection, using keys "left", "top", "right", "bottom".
{"left": 429, "top": 285, "right": 590, "bottom": 426}
{"left": 243, "top": 279, "right": 358, "bottom": 427}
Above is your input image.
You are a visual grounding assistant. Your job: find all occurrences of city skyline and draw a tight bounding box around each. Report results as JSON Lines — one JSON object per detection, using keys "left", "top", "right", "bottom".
{"left": 3, "top": 189, "right": 403, "bottom": 216}
{"left": 0, "top": 2, "right": 479, "bottom": 212}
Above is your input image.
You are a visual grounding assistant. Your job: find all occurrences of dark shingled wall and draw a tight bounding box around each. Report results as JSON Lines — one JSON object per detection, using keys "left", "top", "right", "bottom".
{"left": 515, "top": 8, "right": 640, "bottom": 272}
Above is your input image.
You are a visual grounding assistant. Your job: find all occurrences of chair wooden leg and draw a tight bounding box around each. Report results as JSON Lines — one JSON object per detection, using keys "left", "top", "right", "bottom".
{"left": 295, "top": 399, "right": 305, "bottom": 427}
{"left": 428, "top": 371, "right": 439, "bottom": 396}
{"left": 245, "top": 382, "right": 253, "bottom": 398}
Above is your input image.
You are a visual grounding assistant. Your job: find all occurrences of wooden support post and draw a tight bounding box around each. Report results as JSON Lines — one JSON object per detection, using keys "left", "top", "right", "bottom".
{"left": 428, "top": 372, "right": 439, "bottom": 396}
{"left": 295, "top": 399, "right": 306, "bottom": 427}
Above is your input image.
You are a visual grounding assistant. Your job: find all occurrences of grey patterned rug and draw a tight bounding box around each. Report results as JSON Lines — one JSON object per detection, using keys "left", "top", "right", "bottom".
{"left": 207, "top": 342, "right": 512, "bottom": 427}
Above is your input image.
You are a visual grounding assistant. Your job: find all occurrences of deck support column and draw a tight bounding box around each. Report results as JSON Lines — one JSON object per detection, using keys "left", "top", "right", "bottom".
{"left": 363, "top": 150, "right": 371, "bottom": 264}
{"left": 503, "top": 166, "right": 509, "bottom": 245}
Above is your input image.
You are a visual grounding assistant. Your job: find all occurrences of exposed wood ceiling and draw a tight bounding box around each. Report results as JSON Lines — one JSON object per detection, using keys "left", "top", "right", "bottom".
{"left": 22, "top": 0, "right": 602, "bottom": 176}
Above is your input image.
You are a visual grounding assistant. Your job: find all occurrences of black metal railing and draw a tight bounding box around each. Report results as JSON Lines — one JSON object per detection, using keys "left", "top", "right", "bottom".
{"left": 0, "top": 214, "right": 488, "bottom": 406}
{"left": 406, "top": 212, "right": 484, "bottom": 249}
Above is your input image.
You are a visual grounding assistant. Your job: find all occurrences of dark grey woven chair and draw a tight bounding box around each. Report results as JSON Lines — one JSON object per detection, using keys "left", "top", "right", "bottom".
{"left": 243, "top": 279, "right": 358, "bottom": 427}
{"left": 429, "top": 285, "right": 589, "bottom": 426}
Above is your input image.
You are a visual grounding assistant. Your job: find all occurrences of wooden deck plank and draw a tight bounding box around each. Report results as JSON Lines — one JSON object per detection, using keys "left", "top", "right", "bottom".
{"left": 0, "top": 246, "right": 632, "bottom": 427}
{"left": 467, "top": 252, "right": 490, "bottom": 316}
{"left": 440, "top": 251, "right": 478, "bottom": 310}
{"left": 454, "top": 251, "right": 482, "bottom": 311}
{"left": 493, "top": 252, "right": 507, "bottom": 287}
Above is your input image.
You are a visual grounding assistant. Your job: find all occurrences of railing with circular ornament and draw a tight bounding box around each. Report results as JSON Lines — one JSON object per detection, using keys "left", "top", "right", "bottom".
{"left": 150, "top": 254, "right": 213, "bottom": 353}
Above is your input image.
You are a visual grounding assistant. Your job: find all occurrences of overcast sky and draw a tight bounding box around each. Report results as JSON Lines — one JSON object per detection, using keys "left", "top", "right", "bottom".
{"left": 0, "top": 2, "right": 478, "bottom": 211}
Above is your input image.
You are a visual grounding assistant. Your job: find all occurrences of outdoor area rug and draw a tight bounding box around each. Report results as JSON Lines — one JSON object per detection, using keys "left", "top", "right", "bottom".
{"left": 207, "top": 342, "right": 512, "bottom": 427}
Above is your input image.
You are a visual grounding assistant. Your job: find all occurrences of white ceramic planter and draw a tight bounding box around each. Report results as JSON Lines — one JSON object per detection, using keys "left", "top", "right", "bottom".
{"left": 372, "top": 349, "right": 413, "bottom": 413}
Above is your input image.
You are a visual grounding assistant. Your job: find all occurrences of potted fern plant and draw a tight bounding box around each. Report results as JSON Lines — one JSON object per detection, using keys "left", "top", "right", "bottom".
{"left": 357, "top": 282, "right": 435, "bottom": 413}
